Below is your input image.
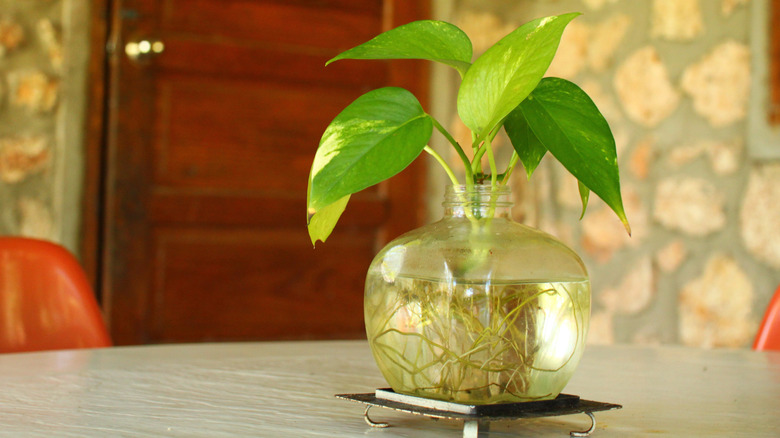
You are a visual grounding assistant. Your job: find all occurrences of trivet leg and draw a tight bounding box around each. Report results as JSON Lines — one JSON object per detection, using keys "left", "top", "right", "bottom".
{"left": 570, "top": 412, "right": 596, "bottom": 437}
{"left": 463, "top": 420, "right": 489, "bottom": 438}
{"left": 363, "top": 406, "right": 389, "bottom": 428}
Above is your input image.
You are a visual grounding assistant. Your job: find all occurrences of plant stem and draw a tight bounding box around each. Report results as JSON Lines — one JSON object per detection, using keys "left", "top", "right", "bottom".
{"left": 470, "top": 132, "right": 482, "bottom": 179}
{"left": 500, "top": 152, "right": 520, "bottom": 186}
{"left": 470, "top": 127, "right": 502, "bottom": 182}
{"left": 424, "top": 146, "right": 461, "bottom": 186}
{"left": 485, "top": 137, "right": 498, "bottom": 187}
{"left": 471, "top": 143, "right": 482, "bottom": 179}
{"left": 429, "top": 115, "right": 474, "bottom": 185}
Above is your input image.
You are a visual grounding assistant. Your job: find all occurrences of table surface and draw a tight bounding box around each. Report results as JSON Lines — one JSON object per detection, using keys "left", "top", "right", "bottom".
{"left": 0, "top": 341, "right": 778, "bottom": 437}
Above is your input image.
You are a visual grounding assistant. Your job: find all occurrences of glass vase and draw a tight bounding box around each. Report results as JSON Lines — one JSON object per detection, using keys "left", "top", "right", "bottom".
{"left": 364, "top": 184, "right": 590, "bottom": 405}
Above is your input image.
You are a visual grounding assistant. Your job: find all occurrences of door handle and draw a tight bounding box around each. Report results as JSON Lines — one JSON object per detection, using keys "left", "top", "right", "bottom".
{"left": 125, "top": 39, "right": 164, "bottom": 62}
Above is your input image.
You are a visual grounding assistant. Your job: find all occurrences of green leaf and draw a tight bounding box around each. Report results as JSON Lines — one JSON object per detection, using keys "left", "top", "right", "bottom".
{"left": 308, "top": 86, "right": 432, "bottom": 216}
{"left": 307, "top": 195, "right": 350, "bottom": 246}
{"left": 519, "top": 77, "right": 630, "bottom": 234}
{"left": 457, "top": 13, "right": 579, "bottom": 140}
{"left": 577, "top": 181, "right": 590, "bottom": 220}
{"left": 504, "top": 106, "right": 547, "bottom": 179}
{"left": 327, "top": 20, "right": 473, "bottom": 77}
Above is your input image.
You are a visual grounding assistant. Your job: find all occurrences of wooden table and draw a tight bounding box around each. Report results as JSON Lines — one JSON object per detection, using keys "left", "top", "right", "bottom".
{"left": 0, "top": 341, "right": 778, "bottom": 437}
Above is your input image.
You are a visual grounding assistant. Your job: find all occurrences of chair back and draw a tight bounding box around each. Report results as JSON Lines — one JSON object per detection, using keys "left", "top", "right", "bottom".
{"left": 0, "top": 237, "right": 111, "bottom": 353}
{"left": 754, "top": 286, "right": 780, "bottom": 351}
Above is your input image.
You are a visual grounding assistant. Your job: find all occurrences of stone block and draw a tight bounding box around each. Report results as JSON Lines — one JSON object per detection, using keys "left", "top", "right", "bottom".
{"left": 547, "top": 20, "right": 590, "bottom": 79}
{"left": 679, "top": 254, "right": 756, "bottom": 348}
{"left": 582, "top": 0, "right": 620, "bottom": 11}
{"left": 599, "top": 257, "right": 655, "bottom": 315}
{"left": 588, "top": 13, "right": 631, "bottom": 72}
{"left": 655, "top": 240, "right": 688, "bottom": 272}
{"left": 722, "top": 0, "right": 750, "bottom": 16}
{"left": 653, "top": 177, "right": 725, "bottom": 236}
{"left": 0, "top": 15, "right": 24, "bottom": 57}
{"left": 37, "top": 19, "right": 63, "bottom": 72}
{"left": 547, "top": 13, "right": 630, "bottom": 78}
{"left": 456, "top": 11, "right": 515, "bottom": 54}
{"left": 614, "top": 46, "right": 680, "bottom": 127}
{"left": 18, "top": 197, "right": 52, "bottom": 239}
{"left": 629, "top": 136, "right": 654, "bottom": 180}
{"left": 0, "top": 136, "right": 50, "bottom": 183}
{"left": 707, "top": 138, "right": 743, "bottom": 175}
{"left": 10, "top": 70, "right": 59, "bottom": 113}
{"left": 667, "top": 141, "right": 707, "bottom": 167}
{"left": 581, "top": 184, "right": 646, "bottom": 262}
{"left": 651, "top": 0, "right": 704, "bottom": 41}
{"left": 740, "top": 164, "right": 780, "bottom": 269}
{"left": 681, "top": 41, "right": 751, "bottom": 127}
{"left": 667, "top": 138, "right": 744, "bottom": 175}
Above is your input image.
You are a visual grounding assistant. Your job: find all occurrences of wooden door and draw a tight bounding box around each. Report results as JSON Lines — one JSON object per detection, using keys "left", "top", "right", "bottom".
{"left": 100, "top": 0, "right": 429, "bottom": 344}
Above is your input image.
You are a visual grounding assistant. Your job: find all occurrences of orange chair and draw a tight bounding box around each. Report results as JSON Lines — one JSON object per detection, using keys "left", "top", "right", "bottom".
{"left": 754, "top": 286, "right": 780, "bottom": 351}
{"left": 0, "top": 237, "right": 111, "bottom": 353}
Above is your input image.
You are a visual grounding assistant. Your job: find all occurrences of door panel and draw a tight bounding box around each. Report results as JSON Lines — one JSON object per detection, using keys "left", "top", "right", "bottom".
{"left": 156, "top": 38, "right": 387, "bottom": 84}
{"left": 149, "top": 227, "right": 374, "bottom": 342}
{"left": 103, "top": 0, "right": 429, "bottom": 344}
{"left": 160, "top": 0, "right": 382, "bottom": 49}
{"left": 153, "top": 79, "right": 361, "bottom": 191}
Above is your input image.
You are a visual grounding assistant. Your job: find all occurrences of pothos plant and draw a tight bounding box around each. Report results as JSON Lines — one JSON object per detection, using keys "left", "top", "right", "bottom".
{"left": 307, "top": 13, "right": 631, "bottom": 245}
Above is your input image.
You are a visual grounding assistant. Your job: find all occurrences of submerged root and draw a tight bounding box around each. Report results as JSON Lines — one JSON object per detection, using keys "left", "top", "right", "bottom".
{"left": 366, "top": 277, "right": 588, "bottom": 404}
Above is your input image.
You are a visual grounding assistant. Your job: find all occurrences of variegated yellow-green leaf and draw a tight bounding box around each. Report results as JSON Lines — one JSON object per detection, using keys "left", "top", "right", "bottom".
{"left": 457, "top": 13, "right": 579, "bottom": 140}
{"left": 307, "top": 195, "right": 350, "bottom": 246}
{"left": 307, "top": 87, "right": 433, "bottom": 243}
{"left": 327, "top": 20, "right": 472, "bottom": 77}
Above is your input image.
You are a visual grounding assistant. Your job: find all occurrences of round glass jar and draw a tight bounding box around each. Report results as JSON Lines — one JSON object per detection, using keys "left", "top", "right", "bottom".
{"left": 364, "top": 184, "right": 590, "bottom": 404}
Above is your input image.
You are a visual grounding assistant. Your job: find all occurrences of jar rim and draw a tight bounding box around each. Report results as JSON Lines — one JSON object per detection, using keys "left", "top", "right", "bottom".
{"left": 445, "top": 183, "right": 511, "bottom": 193}
{"left": 443, "top": 184, "right": 512, "bottom": 208}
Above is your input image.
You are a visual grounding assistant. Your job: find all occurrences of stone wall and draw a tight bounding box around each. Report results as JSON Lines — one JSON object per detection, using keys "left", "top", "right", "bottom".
{"left": 0, "top": 0, "right": 88, "bottom": 254}
{"left": 433, "top": 0, "right": 780, "bottom": 347}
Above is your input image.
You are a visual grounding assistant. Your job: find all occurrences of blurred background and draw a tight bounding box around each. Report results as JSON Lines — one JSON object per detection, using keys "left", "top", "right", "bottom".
{"left": 0, "top": 0, "right": 778, "bottom": 348}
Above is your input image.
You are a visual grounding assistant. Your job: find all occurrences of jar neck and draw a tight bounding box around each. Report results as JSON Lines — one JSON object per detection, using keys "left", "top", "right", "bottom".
{"left": 443, "top": 184, "right": 513, "bottom": 219}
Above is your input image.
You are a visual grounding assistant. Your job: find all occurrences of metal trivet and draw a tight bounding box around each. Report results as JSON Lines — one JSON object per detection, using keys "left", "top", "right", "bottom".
{"left": 336, "top": 389, "right": 621, "bottom": 437}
